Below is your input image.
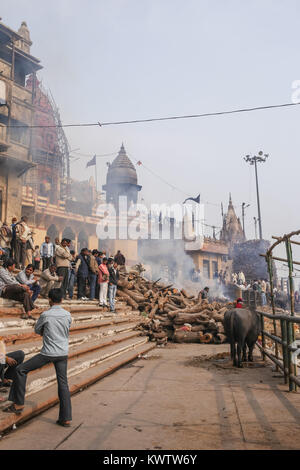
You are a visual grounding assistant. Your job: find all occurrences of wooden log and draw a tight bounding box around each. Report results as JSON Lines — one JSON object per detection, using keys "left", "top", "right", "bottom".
{"left": 216, "top": 322, "right": 225, "bottom": 334}
{"left": 167, "top": 302, "right": 205, "bottom": 317}
{"left": 217, "top": 307, "right": 228, "bottom": 316}
{"left": 191, "top": 325, "right": 205, "bottom": 332}
{"left": 212, "top": 313, "right": 225, "bottom": 323}
{"left": 200, "top": 333, "right": 213, "bottom": 344}
{"left": 213, "top": 333, "right": 227, "bottom": 344}
{"left": 152, "top": 331, "right": 168, "bottom": 339}
{"left": 173, "top": 312, "right": 211, "bottom": 324}
{"left": 180, "top": 289, "right": 195, "bottom": 299}
{"left": 163, "top": 303, "right": 178, "bottom": 312}
{"left": 122, "top": 288, "right": 146, "bottom": 303}
{"left": 116, "top": 290, "right": 138, "bottom": 309}
{"left": 149, "top": 304, "right": 159, "bottom": 319}
{"left": 174, "top": 330, "right": 205, "bottom": 343}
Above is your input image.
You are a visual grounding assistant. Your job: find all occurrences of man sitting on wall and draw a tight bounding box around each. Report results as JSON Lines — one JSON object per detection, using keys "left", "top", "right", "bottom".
{"left": 16, "top": 264, "right": 41, "bottom": 304}
{"left": 39, "top": 264, "right": 62, "bottom": 298}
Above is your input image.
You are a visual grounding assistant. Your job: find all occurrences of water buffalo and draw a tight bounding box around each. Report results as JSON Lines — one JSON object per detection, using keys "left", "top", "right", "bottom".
{"left": 224, "top": 308, "right": 259, "bottom": 368}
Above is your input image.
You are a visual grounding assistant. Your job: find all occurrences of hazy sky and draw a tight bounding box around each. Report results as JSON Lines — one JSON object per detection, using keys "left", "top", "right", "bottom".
{"left": 2, "top": 0, "right": 300, "bottom": 270}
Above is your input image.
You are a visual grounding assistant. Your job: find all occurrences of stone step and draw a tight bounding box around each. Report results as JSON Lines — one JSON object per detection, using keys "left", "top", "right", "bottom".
{"left": 0, "top": 299, "right": 132, "bottom": 318}
{"left": 0, "top": 314, "right": 141, "bottom": 345}
{"left": 0, "top": 332, "right": 146, "bottom": 403}
{"left": 7, "top": 322, "right": 141, "bottom": 359}
{"left": 0, "top": 311, "right": 139, "bottom": 332}
{"left": 0, "top": 340, "right": 155, "bottom": 435}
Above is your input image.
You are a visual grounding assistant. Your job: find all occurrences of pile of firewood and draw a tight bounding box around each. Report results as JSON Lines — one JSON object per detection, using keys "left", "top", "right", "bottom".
{"left": 116, "top": 266, "right": 234, "bottom": 346}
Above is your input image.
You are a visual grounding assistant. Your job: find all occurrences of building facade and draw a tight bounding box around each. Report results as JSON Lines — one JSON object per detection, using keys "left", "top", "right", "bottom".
{"left": 0, "top": 21, "right": 42, "bottom": 223}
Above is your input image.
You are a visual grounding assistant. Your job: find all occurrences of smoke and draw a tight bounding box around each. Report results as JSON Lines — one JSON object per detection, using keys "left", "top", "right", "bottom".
{"left": 138, "top": 237, "right": 229, "bottom": 300}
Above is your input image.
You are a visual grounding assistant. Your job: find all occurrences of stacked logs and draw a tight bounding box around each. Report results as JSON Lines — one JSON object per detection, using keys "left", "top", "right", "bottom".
{"left": 116, "top": 268, "right": 234, "bottom": 346}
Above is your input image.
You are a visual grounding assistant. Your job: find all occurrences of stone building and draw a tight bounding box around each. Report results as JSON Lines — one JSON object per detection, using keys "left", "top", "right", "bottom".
{"left": 185, "top": 236, "right": 229, "bottom": 279}
{"left": 103, "top": 143, "right": 142, "bottom": 209}
{"left": 101, "top": 144, "right": 142, "bottom": 264}
{"left": 220, "top": 194, "right": 245, "bottom": 250}
{"left": 0, "top": 19, "right": 105, "bottom": 252}
{"left": 0, "top": 20, "right": 42, "bottom": 222}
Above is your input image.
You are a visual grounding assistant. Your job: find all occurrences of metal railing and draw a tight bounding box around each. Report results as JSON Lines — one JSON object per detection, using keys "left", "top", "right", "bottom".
{"left": 243, "top": 230, "right": 300, "bottom": 391}
{"left": 256, "top": 310, "right": 299, "bottom": 391}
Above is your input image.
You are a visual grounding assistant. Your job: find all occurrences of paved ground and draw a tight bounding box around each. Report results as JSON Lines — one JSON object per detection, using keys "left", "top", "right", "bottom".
{"left": 0, "top": 343, "right": 300, "bottom": 450}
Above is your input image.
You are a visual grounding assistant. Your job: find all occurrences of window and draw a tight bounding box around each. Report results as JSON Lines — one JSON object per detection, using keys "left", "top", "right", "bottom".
{"left": 203, "top": 260, "right": 210, "bottom": 279}
{"left": 212, "top": 261, "right": 218, "bottom": 275}
{"left": 9, "top": 119, "right": 29, "bottom": 146}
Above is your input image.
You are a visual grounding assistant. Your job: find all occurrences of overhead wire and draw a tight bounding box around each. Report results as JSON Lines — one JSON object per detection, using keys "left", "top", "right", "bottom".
{"left": 6, "top": 101, "right": 300, "bottom": 129}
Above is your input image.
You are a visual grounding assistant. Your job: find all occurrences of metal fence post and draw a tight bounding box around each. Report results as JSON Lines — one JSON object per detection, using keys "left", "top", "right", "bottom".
{"left": 287, "top": 319, "right": 296, "bottom": 392}
{"left": 260, "top": 313, "right": 266, "bottom": 361}
{"left": 285, "top": 238, "right": 297, "bottom": 390}
{"left": 280, "top": 318, "right": 288, "bottom": 384}
{"left": 267, "top": 254, "right": 279, "bottom": 369}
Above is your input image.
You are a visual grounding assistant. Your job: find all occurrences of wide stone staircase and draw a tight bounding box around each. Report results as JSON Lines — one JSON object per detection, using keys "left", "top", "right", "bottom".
{"left": 0, "top": 296, "right": 155, "bottom": 434}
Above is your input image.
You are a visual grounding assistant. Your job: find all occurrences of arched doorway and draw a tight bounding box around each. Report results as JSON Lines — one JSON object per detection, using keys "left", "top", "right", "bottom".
{"left": 47, "top": 224, "right": 59, "bottom": 243}
{"left": 78, "top": 230, "right": 88, "bottom": 252}
{"left": 62, "top": 226, "right": 76, "bottom": 250}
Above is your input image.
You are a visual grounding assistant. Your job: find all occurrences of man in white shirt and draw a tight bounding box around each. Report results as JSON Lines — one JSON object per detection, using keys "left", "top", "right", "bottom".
{"left": 40, "top": 236, "right": 54, "bottom": 271}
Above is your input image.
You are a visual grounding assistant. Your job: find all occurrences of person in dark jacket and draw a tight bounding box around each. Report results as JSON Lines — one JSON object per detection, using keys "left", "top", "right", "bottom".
{"left": 75, "top": 248, "right": 90, "bottom": 300}
{"left": 67, "top": 251, "right": 77, "bottom": 300}
{"left": 114, "top": 250, "right": 125, "bottom": 266}
{"left": 108, "top": 261, "right": 119, "bottom": 312}
{"left": 200, "top": 287, "right": 209, "bottom": 300}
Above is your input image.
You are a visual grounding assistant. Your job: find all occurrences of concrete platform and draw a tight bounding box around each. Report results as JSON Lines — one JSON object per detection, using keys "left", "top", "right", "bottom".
{"left": 1, "top": 343, "right": 300, "bottom": 450}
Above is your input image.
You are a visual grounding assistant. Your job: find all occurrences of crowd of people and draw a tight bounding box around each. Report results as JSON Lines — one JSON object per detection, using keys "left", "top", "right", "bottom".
{"left": 0, "top": 217, "right": 128, "bottom": 426}
{"left": 0, "top": 219, "right": 127, "bottom": 318}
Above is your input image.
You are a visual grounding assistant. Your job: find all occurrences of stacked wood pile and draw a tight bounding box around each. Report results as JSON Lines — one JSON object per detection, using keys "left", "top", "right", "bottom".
{"left": 116, "top": 266, "right": 234, "bottom": 345}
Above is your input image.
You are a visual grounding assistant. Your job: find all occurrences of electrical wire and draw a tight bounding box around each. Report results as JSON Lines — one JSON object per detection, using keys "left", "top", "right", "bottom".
{"left": 71, "top": 151, "right": 118, "bottom": 158}
{"left": 6, "top": 101, "right": 300, "bottom": 129}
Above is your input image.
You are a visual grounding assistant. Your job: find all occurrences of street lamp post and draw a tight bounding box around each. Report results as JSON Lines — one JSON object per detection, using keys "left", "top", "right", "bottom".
{"left": 242, "top": 202, "right": 250, "bottom": 238}
{"left": 244, "top": 151, "right": 269, "bottom": 240}
{"left": 254, "top": 217, "right": 258, "bottom": 239}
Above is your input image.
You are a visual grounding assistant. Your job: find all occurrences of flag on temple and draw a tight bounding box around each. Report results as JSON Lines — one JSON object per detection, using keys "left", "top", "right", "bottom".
{"left": 86, "top": 155, "right": 96, "bottom": 168}
{"left": 183, "top": 194, "right": 200, "bottom": 204}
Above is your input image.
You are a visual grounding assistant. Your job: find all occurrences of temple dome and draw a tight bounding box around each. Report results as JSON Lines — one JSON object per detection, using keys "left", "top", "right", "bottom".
{"left": 106, "top": 144, "right": 138, "bottom": 185}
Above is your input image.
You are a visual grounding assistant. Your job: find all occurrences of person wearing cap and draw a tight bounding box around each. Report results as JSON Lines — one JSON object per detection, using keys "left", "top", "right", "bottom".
{"left": 235, "top": 298, "right": 243, "bottom": 308}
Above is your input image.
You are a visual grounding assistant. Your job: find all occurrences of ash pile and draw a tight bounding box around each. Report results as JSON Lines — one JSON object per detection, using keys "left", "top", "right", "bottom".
{"left": 117, "top": 264, "right": 234, "bottom": 346}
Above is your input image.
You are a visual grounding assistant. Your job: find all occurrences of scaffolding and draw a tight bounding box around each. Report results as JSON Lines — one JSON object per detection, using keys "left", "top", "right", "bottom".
{"left": 23, "top": 76, "right": 70, "bottom": 200}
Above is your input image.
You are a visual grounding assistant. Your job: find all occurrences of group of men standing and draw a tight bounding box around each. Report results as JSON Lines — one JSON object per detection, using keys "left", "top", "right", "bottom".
{"left": 0, "top": 216, "right": 34, "bottom": 269}
{"left": 0, "top": 226, "right": 127, "bottom": 317}
{"left": 0, "top": 231, "right": 127, "bottom": 426}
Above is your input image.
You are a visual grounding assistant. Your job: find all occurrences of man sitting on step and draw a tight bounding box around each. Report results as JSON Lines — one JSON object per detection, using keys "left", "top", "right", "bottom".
{"left": 0, "top": 258, "right": 35, "bottom": 319}
{"left": 16, "top": 264, "right": 41, "bottom": 304}
{"left": 39, "top": 264, "right": 62, "bottom": 298}
{"left": 0, "top": 341, "right": 25, "bottom": 395}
